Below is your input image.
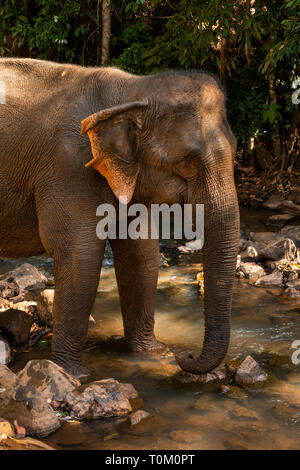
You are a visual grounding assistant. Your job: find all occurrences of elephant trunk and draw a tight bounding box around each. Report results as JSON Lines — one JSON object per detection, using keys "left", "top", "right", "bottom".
{"left": 176, "top": 179, "right": 240, "bottom": 374}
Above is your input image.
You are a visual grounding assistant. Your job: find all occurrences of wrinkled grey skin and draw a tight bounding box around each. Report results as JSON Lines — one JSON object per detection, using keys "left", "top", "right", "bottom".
{"left": 0, "top": 58, "right": 239, "bottom": 378}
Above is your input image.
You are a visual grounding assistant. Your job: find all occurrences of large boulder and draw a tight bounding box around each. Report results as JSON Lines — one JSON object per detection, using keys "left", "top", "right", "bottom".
{"left": 66, "top": 378, "right": 134, "bottom": 420}
{"left": 0, "top": 264, "right": 47, "bottom": 295}
{"left": 14, "top": 360, "right": 80, "bottom": 409}
{"left": 0, "top": 397, "right": 60, "bottom": 438}
{"left": 0, "top": 309, "right": 33, "bottom": 344}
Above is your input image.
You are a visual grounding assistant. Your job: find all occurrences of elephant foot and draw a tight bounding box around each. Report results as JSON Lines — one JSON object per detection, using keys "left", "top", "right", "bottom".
{"left": 52, "top": 356, "right": 92, "bottom": 382}
{"left": 126, "top": 335, "right": 169, "bottom": 354}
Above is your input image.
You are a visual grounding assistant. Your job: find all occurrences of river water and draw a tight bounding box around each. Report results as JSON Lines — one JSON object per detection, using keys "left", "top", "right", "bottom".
{"left": 1, "top": 208, "right": 300, "bottom": 450}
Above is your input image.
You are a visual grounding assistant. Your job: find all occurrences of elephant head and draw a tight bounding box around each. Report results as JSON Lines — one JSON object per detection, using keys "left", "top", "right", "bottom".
{"left": 81, "top": 72, "right": 240, "bottom": 374}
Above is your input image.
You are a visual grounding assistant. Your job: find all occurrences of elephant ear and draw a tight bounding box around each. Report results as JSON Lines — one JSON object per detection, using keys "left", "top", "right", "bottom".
{"left": 81, "top": 99, "right": 148, "bottom": 202}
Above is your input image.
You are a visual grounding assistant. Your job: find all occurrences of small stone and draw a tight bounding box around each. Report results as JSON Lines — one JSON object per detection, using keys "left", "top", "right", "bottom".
{"left": 235, "top": 355, "right": 268, "bottom": 386}
{"left": 66, "top": 378, "right": 133, "bottom": 420}
{"left": 35, "top": 289, "right": 54, "bottom": 327}
{"left": 14, "top": 359, "right": 80, "bottom": 407}
{"left": 239, "top": 262, "right": 265, "bottom": 281}
{"left": 283, "top": 287, "right": 300, "bottom": 298}
{"left": 286, "top": 278, "right": 300, "bottom": 290}
{"left": 0, "top": 418, "right": 14, "bottom": 437}
{"left": 128, "top": 410, "right": 151, "bottom": 425}
{"left": 0, "top": 309, "right": 33, "bottom": 344}
{"left": 0, "top": 337, "right": 12, "bottom": 366}
{"left": 268, "top": 214, "right": 295, "bottom": 225}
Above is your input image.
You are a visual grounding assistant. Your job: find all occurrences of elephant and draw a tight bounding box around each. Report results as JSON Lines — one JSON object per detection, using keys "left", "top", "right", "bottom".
{"left": 0, "top": 58, "right": 239, "bottom": 379}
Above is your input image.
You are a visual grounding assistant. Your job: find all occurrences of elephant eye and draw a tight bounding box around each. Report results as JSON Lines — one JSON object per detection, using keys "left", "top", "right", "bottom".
{"left": 174, "top": 153, "right": 198, "bottom": 178}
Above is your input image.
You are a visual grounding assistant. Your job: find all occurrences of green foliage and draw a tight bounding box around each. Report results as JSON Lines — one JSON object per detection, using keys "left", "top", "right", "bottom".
{"left": 0, "top": 0, "right": 299, "bottom": 161}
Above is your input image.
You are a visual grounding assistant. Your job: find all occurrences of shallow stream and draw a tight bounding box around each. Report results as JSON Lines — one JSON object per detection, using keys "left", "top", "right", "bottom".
{"left": 1, "top": 208, "right": 299, "bottom": 450}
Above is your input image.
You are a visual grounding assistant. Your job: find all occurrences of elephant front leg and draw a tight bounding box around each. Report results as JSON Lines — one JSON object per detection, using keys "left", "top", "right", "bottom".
{"left": 110, "top": 237, "right": 165, "bottom": 352}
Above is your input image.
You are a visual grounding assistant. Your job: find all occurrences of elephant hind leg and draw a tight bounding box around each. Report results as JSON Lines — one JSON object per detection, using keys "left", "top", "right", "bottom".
{"left": 37, "top": 195, "right": 106, "bottom": 379}
{"left": 109, "top": 237, "right": 165, "bottom": 352}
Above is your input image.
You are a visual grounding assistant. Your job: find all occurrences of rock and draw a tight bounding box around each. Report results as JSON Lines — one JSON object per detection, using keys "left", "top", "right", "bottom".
{"left": 268, "top": 213, "right": 295, "bottom": 225}
{"left": 11, "top": 301, "right": 37, "bottom": 314}
{"left": 280, "top": 226, "right": 300, "bottom": 247}
{"left": 0, "top": 309, "right": 33, "bottom": 344}
{"left": 235, "top": 355, "right": 268, "bottom": 386}
{"left": 159, "top": 253, "right": 169, "bottom": 267}
{"left": 286, "top": 278, "right": 300, "bottom": 290}
{"left": 0, "top": 280, "right": 19, "bottom": 301}
{"left": 239, "top": 262, "right": 265, "bottom": 281}
{"left": 251, "top": 232, "right": 282, "bottom": 245}
{"left": 66, "top": 378, "right": 133, "bottom": 420}
{"left": 255, "top": 271, "right": 283, "bottom": 287}
{"left": 0, "top": 397, "right": 60, "bottom": 438}
{"left": 231, "top": 405, "right": 260, "bottom": 420}
{"left": 0, "top": 298, "right": 10, "bottom": 310}
{"left": 35, "top": 289, "right": 54, "bottom": 327}
{"left": 0, "top": 365, "right": 16, "bottom": 407}
{"left": 176, "top": 369, "right": 227, "bottom": 384}
{"left": 267, "top": 354, "right": 295, "bottom": 372}
{"left": 259, "top": 238, "right": 298, "bottom": 261}
{"left": 128, "top": 410, "right": 151, "bottom": 425}
{"left": 243, "top": 245, "right": 259, "bottom": 260}
{"left": 0, "top": 418, "right": 14, "bottom": 437}
{"left": 288, "top": 190, "right": 300, "bottom": 205}
{"left": 283, "top": 287, "right": 300, "bottom": 298}
{"left": 0, "top": 436, "right": 56, "bottom": 450}
{"left": 263, "top": 197, "right": 285, "bottom": 211}
{"left": 0, "top": 364, "right": 16, "bottom": 390}
{"left": 278, "top": 200, "right": 300, "bottom": 217}
{"left": 14, "top": 360, "right": 80, "bottom": 408}
{"left": 119, "top": 383, "right": 138, "bottom": 400}
{"left": 0, "top": 263, "right": 47, "bottom": 293}
{"left": 0, "top": 337, "right": 12, "bottom": 366}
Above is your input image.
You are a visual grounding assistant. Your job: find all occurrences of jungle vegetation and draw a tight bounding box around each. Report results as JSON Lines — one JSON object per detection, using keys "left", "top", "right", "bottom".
{"left": 0, "top": 0, "right": 299, "bottom": 182}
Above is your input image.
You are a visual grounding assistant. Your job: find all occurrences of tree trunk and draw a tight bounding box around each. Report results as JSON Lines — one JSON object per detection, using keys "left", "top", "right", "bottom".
{"left": 220, "top": 37, "right": 228, "bottom": 92}
{"left": 101, "top": 0, "right": 112, "bottom": 66}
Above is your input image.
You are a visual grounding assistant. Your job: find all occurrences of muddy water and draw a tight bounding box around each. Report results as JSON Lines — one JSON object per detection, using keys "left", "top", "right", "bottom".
{"left": 1, "top": 213, "right": 300, "bottom": 450}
